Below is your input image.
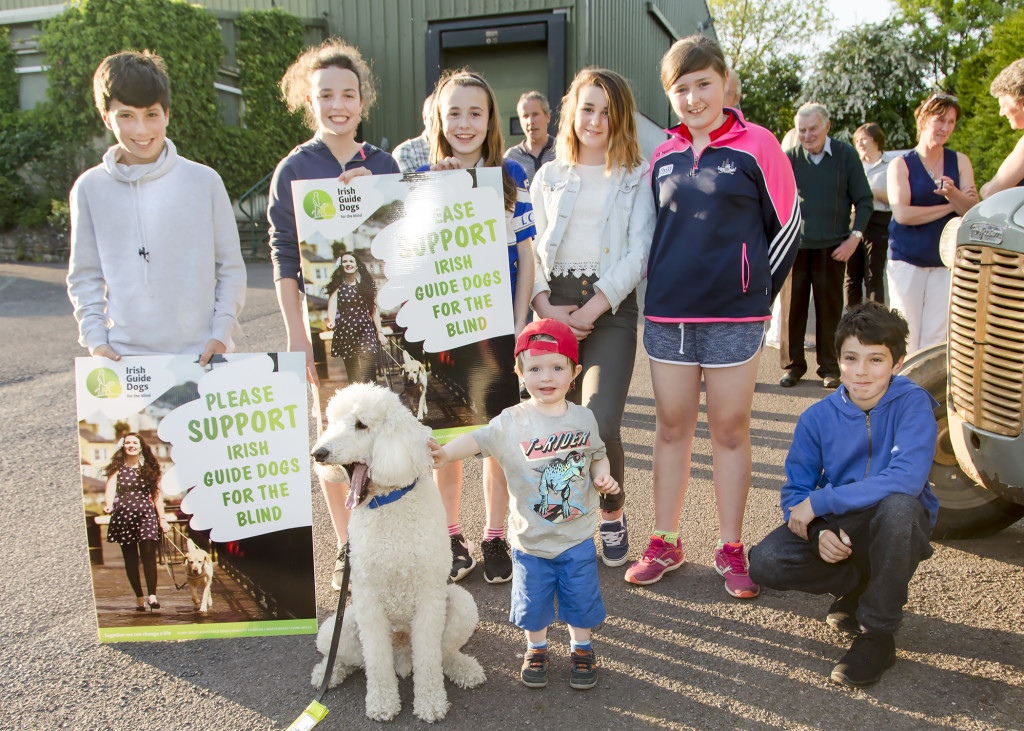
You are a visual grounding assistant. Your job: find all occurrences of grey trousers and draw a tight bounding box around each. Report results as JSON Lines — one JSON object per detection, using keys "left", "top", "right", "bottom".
{"left": 547, "top": 275, "right": 638, "bottom": 513}
{"left": 748, "top": 493, "right": 934, "bottom": 634}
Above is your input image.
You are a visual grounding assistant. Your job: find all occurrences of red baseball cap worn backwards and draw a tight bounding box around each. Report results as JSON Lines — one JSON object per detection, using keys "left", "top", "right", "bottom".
{"left": 514, "top": 318, "right": 579, "bottom": 365}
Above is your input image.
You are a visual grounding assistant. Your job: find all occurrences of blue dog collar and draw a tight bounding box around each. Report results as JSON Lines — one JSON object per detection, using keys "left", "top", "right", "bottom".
{"left": 366, "top": 481, "right": 416, "bottom": 509}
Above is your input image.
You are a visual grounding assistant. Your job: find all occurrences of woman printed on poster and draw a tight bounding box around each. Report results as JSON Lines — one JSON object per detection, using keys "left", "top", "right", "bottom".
{"left": 102, "top": 433, "right": 169, "bottom": 612}
{"left": 325, "top": 252, "right": 386, "bottom": 385}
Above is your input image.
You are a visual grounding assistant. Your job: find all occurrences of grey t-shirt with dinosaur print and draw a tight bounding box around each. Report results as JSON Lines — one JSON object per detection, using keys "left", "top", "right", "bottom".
{"left": 474, "top": 402, "right": 606, "bottom": 559}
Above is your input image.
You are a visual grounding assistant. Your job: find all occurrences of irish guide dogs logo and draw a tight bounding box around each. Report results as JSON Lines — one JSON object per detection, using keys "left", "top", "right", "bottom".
{"left": 86, "top": 368, "right": 122, "bottom": 398}
{"left": 302, "top": 189, "right": 336, "bottom": 220}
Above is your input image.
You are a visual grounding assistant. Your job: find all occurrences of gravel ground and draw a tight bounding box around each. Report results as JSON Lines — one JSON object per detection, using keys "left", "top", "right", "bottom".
{"left": 1, "top": 262, "right": 1021, "bottom": 730}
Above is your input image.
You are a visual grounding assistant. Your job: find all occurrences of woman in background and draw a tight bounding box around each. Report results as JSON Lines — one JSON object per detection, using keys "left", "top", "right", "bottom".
{"left": 887, "top": 93, "right": 977, "bottom": 352}
{"left": 103, "top": 433, "right": 169, "bottom": 611}
{"left": 850, "top": 123, "right": 897, "bottom": 306}
{"left": 326, "top": 251, "right": 384, "bottom": 385}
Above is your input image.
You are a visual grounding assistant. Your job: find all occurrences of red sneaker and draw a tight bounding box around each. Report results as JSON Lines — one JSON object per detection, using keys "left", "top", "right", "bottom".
{"left": 624, "top": 536, "right": 684, "bottom": 585}
{"left": 714, "top": 542, "right": 760, "bottom": 598}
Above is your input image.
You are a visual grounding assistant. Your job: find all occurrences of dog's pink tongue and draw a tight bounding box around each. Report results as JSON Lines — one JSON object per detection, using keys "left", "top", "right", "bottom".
{"left": 345, "top": 463, "right": 369, "bottom": 510}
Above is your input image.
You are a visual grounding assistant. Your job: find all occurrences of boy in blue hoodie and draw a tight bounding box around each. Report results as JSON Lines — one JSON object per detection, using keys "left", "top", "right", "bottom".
{"left": 748, "top": 301, "right": 938, "bottom": 688}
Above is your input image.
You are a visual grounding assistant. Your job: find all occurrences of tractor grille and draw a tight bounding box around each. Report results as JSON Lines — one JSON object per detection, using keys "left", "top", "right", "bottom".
{"left": 949, "top": 246, "right": 1024, "bottom": 436}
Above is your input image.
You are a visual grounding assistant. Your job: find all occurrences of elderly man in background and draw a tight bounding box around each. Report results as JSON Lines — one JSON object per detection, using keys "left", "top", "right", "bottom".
{"left": 780, "top": 103, "right": 873, "bottom": 389}
{"left": 392, "top": 92, "right": 434, "bottom": 174}
{"left": 504, "top": 90, "right": 555, "bottom": 186}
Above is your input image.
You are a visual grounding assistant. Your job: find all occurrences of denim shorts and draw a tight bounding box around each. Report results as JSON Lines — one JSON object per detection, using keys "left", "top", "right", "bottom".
{"left": 509, "top": 539, "right": 606, "bottom": 631}
{"left": 644, "top": 320, "right": 766, "bottom": 367}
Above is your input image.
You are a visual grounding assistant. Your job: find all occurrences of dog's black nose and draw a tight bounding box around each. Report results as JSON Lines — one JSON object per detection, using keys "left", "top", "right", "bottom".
{"left": 311, "top": 447, "right": 329, "bottom": 463}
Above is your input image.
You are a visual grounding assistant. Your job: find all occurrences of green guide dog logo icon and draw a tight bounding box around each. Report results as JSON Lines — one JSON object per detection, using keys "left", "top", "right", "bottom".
{"left": 86, "top": 368, "right": 122, "bottom": 398}
{"left": 303, "top": 189, "right": 336, "bottom": 220}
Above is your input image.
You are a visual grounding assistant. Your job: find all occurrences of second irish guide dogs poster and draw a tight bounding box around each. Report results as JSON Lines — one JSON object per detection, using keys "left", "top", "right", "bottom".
{"left": 292, "top": 168, "right": 517, "bottom": 440}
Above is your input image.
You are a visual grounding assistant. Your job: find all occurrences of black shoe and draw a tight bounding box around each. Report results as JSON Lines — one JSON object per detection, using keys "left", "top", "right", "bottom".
{"left": 831, "top": 632, "right": 896, "bottom": 687}
{"left": 148, "top": 598, "right": 160, "bottom": 610}
{"left": 823, "top": 375, "right": 841, "bottom": 389}
{"left": 826, "top": 594, "right": 862, "bottom": 635}
{"left": 481, "top": 537, "right": 513, "bottom": 583}
{"left": 569, "top": 648, "right": 598, "bottom": 690}
{"left": 780, "top": 372, "right": 800, "bottom": 388}
{"left": 450, "top": 534, "right": 476, "bottom": 582}
{"left": 135, "top": 604, "right": 148, "bottom": 612}
{"left": 521, "top": 647, "right": 549, "bottom": 688}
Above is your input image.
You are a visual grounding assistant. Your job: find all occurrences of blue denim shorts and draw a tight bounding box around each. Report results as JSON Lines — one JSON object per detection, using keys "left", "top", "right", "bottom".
{"left": 509, "top": 539, "right": 606, "bottom": 631}
{"left": 644, "top": 320, "right": 766, "bottom": 367}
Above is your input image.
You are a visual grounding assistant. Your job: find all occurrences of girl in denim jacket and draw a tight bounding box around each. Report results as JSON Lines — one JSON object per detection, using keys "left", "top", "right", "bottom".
{"left": 530, "top": 68, "right": 656, "bottom": 568}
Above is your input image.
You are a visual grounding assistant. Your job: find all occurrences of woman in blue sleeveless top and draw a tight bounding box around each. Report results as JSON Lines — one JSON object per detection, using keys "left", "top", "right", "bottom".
{"left": 887, "top": 93, "right": 977, "bottom": 352}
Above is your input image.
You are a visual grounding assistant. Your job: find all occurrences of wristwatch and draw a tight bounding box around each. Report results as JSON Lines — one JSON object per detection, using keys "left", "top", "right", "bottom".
{"left": 851, "top": 230, "right": 864, "bottom": 242}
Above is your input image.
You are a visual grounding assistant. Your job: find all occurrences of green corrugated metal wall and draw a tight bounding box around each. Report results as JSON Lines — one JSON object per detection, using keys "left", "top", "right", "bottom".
{"left": 2, "top": 0, "right": 711, "bottom": 163}
{"left": 327, "top": 0, "right": 566, "bottom": 152}
{"left": 0, "top": 0, "right": 329, "bottom": 12}
{"left": 324, "top": 0, "right": 710, "bottom": 152}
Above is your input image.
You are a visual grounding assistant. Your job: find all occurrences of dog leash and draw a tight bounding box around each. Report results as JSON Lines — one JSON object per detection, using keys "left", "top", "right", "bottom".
{"left": 162, "top": 525, "right": 194, "bottom": 590}
{"left": 286, "top": 542, "right": 352, "bottom": 730}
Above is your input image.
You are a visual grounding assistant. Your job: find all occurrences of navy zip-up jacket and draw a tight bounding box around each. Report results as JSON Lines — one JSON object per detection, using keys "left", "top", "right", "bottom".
{"left": 268, "top": 138, "right": 399, "bottom": 284}
{"left": 780, "top": 374, "right": 940, "bottom": 526}
{"left": 646, "top": 110, "right": 801, "bottom": 322}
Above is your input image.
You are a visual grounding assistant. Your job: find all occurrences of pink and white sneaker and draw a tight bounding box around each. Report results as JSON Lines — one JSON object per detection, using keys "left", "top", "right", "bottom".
{"left": 714, "top": 541, "right": 760, "bottom": 598}
{"left": 624, "top": 536, "right": 684, "bottom": 585}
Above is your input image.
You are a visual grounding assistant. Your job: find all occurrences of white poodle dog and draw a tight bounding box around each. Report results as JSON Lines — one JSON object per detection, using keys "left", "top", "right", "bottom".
{"left": 310, "top": 383, "right": 485, "bottom": 723}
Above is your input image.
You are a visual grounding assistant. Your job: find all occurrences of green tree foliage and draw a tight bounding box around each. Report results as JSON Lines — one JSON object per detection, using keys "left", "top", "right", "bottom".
{"left": 735, "top": 54, "right": 802, "bottom": 138}
{"left": 800, "top": 23, "right": 926, "bottom": 148}
{"left": 709, "top": 0, "right": 832, "bottom": 139}
{"left": 895, "top": 0, "right": 1024, "bottom": 91}
{"left": 39, "top": 0, "right": 223, "bottom": 164}
{"left": 709, "top": 0, "right": 832, "bottom": 71}
{"left": 950, "top": 9, "right": 1024, "bottom": 187}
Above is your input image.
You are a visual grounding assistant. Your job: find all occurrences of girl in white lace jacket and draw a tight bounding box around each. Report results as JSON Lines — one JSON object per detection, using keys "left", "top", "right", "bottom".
{"left": 530, "top": 68, "right": 656, "bottom": 568}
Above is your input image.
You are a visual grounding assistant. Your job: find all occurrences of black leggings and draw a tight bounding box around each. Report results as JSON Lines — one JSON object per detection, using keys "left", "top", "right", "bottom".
{"left": 343, "top": 352, "right": 377, "bottom": 385}
{"left": 120, "top": 541, "right": 159, "bottom": 598}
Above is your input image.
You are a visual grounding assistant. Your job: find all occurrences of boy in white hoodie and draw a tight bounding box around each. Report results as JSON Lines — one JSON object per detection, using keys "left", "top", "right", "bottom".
{"left": 67, "top": 51, "right": 245, "bottom": 362}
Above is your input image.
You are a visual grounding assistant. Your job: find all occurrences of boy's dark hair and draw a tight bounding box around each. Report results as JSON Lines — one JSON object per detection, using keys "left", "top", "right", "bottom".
{"left": 834, "top": 301, "right": 910, "bottom": 363}
{"left": 93, "top": 51, "right": 170, "bottom": 114}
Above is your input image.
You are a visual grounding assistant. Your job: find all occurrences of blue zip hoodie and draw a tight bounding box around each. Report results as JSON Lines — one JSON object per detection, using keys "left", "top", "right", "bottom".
{"left": 780, "top": 374, "right": 940, "bottom": 526}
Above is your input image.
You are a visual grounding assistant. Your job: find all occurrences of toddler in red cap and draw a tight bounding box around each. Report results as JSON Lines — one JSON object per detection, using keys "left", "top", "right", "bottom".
{"left": 429, "top": 318, "right": 619, "bottom": 690}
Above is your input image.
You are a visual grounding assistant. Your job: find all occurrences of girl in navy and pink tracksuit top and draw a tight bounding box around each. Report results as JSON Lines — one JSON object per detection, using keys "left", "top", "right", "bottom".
{"left": 625, "top": 35, "right": 800, "bottom": 597}
{"left": 645, "top": 112, "right": 800, "bottom": 321}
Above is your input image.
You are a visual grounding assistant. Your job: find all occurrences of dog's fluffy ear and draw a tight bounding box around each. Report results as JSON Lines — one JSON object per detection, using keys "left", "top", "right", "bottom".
{"left": 369, "top": 396, "right": 431, "bottom": 488}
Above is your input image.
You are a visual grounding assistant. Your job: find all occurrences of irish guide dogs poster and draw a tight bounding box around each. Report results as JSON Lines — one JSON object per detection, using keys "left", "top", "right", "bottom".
{"left": 75, "top": 353, "right": 317, "bottom": 642}
{"left": 291, "top": 168, "right": 519, "bottom": 442}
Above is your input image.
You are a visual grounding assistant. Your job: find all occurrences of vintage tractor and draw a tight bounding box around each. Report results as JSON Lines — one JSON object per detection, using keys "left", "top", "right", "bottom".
{"left": 901, "top": 188, "right": 1024, "bottom": 538}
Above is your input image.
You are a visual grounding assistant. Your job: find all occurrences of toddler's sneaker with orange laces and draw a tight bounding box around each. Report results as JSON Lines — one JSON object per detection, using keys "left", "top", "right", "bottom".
{"left": 714, "top": 541, "right": 760, "bottom": 598}
{"left": 521, "top": 647, "right": 549, "bottom": 688}
{"left": 624, "top": 536, "right": 684, "bottom": 585}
